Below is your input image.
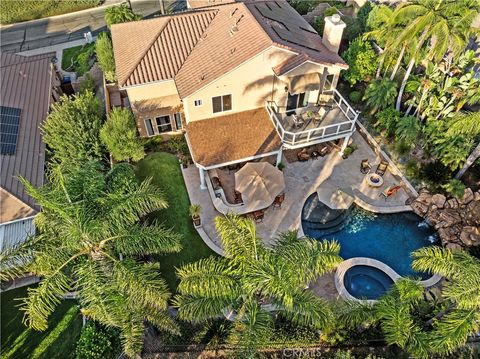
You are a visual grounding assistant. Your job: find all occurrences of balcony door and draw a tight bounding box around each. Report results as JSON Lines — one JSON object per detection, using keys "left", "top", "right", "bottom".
{"left": 286, "top": 92, "right": 308, "bottom": 115}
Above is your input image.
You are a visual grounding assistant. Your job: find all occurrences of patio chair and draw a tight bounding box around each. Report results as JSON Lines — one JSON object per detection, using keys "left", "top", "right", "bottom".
{"left": 211, "top": 176, "right": 222, "bottom": 190}
{"left": 273, "top": 193, "right": 285, "bottom": 209}
{"left": 380, "top": 185, "right": 402, "bottom": 200}
{"left": 360, "top": 159, "right": 372, "bottom": 174}
{"left": 297, "top": 148, "right": 310, "bottom": 162}
{"left": 234, "top": 191, "right": 243, "bottom": 204}
{"left": 292, "top": 114, "right": 304, "bottom": 128}
{"left": 375, "top": 161, "right": 389, "bottom": 176}
{"left": 252, "top": 210, "right": 265, "bottom": 223}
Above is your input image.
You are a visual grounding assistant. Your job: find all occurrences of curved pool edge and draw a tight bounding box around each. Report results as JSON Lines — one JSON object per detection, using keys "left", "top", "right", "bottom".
{"left": 334, "top": 257, "right": 442, "bottom": 303}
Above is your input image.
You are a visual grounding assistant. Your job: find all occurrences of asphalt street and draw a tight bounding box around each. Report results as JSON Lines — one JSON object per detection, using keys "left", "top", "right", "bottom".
{"left": 0, "top": 0, "right": 184, "bottom": 53}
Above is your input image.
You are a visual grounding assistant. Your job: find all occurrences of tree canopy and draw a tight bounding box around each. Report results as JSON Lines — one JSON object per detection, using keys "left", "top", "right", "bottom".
{"left": 42, "top": 91, "right": 104, "bottom": 165}
{"left": 104, "top": 4, "right": 141, "bottom": 28}
{"left": 100, "top": 108, "right": 145, "bottom": 162}
{"left": 95, "top": 32, "right": 116, "bottom": 83}
{"left": 1, "top": 162, "right": 183, "bottom": 357}
{"left": 342, "top": 37, "right": 378, "bottom": 86}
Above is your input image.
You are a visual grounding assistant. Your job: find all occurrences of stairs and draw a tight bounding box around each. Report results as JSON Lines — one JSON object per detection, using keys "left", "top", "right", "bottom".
{"left": 302, "top": 193, "right": 350, "bottom": 237}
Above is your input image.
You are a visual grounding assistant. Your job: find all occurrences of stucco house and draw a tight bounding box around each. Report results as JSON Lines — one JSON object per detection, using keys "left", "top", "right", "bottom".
{"left": 0, "top": 52, "right": 62, "bottom": 250}
{"left": 111, "top": 1, "right": 357, "bottom": 189}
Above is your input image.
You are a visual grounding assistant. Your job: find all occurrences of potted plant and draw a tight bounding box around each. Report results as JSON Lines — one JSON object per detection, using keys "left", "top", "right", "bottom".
{"left": 182, "top": 156, "right": 190, "bottom": 168}
{"left": 277, "top": 162, "right": 285, "bottom": 171}
{"left": 342, "top": 144, "right": 358, "bottom": 159}
{"left": 189, "top": 204, "right": 201, "bottom": 227}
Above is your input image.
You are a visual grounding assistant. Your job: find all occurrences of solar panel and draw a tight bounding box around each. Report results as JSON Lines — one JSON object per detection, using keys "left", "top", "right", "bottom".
{"left": 0, "top": 106, "right": 21, "bottom": 155}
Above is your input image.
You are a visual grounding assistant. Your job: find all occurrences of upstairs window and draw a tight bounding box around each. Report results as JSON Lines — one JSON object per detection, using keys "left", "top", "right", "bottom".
{"left": 212, "top": 95, "right": 232, "bottom": 113}
{"left": 194, "top": 99, "right": 203, "bottom": 107}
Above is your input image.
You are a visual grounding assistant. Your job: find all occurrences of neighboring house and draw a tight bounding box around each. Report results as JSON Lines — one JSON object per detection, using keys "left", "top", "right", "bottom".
{"left": 0, "top": 52, "right": 61, "bottom": 251}
{"left": 111, "top": 1, "right": 356, "bottom": 189}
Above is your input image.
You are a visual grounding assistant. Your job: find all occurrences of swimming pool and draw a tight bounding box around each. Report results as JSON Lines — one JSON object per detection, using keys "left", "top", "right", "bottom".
{"left": 302, "top": 193, "right": 438, "bottom": 298}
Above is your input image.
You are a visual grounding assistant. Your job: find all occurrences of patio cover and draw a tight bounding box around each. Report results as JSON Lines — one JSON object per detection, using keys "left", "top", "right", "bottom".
{"left": 235, "top": 162, "right": 285, "bottom": 211}
{"left": 316, "top": 183, "right": 354, "bottom": 210}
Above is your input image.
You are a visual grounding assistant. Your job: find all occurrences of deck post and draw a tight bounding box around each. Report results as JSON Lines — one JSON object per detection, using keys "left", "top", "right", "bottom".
{"left": 199, "top": 167, "right": 207, "bottom": 190}
{"left": 339, "top": 134, "right": 351, "bottom": 155}
{"left": 276, "top": 147, "right": 283, "bottom": 166}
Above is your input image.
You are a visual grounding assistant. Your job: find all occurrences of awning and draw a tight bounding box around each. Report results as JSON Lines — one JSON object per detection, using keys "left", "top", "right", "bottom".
{"left": 287, "top": 73, "right": 321, "bottom": 94}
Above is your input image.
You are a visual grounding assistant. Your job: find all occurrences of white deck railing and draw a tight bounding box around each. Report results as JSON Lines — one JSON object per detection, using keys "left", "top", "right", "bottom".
{"left": 266, "top": 89, "right": 358, "bottom": 148}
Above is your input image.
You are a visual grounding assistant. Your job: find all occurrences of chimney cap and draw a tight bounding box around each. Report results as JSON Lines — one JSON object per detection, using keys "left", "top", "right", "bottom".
{"left": 331, "top": 14, "right": 341, "bottom": 23}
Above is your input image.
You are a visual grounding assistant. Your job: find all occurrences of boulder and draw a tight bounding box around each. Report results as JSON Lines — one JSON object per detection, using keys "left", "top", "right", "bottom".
{"left": 445, "top": 242, "right": 464, "bottom": 250}
{"left": 459, "top": 226, "right": 480, "bottom": 246}
{"left": 411, "top": 201, "right": 430, "bottom": 216}
{"left": 474, "top": 191, "right": 480, "bottom": 202}
{"left": 465, "top": 201, "right": 480, "bottom": 226}
{"left": 436, "top": 209, "right": 462, "bottom": 228}
{"left": 431, "top": 194, "right": 446, "bottom": 209}
{"left": 460, "top": 188, "right": 474, "bottom": 205}
{"left": 445, "top": 198, "right": 459, "bottom": 209}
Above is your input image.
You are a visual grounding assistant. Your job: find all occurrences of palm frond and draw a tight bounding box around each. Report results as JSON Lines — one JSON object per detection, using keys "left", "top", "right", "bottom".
{"left": 447, "top": 112, "right": 480, "bottom": 137}
{"left": 176, "top": 257, "right": 240, "bottom": 299}
{"left": 335, "top": 300, "right": 377, "bottom": 328}
{"left": 21, "top": 272, "right": 72, "bottom": 330}
{"left": 277, "top": 291, "right": 333, "bottom": 330}
{"left": 112, "top": 223, "right": 182, "bottom": 255}
{"left": 117, "top": 313, "right": 145, "bottom": 358}
{"left": 0, "top": 237, "right": 37, "bottom": 281}
{"left": 143, "top": 306, "right": 180, "bottom": 336}
{"left": 173, "top": 294, "right": 233, "bottom": 323}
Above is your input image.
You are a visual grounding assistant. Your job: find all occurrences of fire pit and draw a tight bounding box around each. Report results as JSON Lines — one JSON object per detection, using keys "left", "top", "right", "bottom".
{"left": 366, "top": 173, "right": 384, "bottom": 188}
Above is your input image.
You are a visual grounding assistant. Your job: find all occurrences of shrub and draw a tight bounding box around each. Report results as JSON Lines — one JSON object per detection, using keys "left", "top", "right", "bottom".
{"left": 357, "top": 2, "right": 374, "bottom": 31}
{"left": 79, "top": 73, "right": 96, "bottom": 94}
{"left": 395, "top": 141, "right": 411, "bottom": 156}
{"left": 95, "top": 32, "right": 116, "bottom": 83}
{"left": 291, "top": 0, "right": 319, "bottom": 15}
{"left": 405, "top": 159, "right": 420, "bottom": 179}
{"left": 420, "top": 161, "right": 450, "bottom": 185}
{"left": 341, "top": 37, "right": 377, "bottom": 86}
{"left": 144, "top": 136, "right": 164, "bottom": 152}
{"left": 324, "top": 6, "right": 339, "bottom": 17}
{"left": 374, "top": 107, "right": 400, "bottom": 136}
{"left": 343, "top": 17, "right": 363, "bottom": 42}
{"left": 100, "top": 108, "right": 144, "bottom": 162}
{"left": 167, "top": 135, "right": 189, "bottom": 156}
{"left": 312, "top": 16, "right": 325, "bottom": 34}
{"left": 76, "top": 45, "right": 95, "bottom": 75}
{"left": 348, "top": 91, "right": 362, "bottom": 103}
{"left": 395, "top": 115, "right": 421, "bottom": 143}
{"left": 442, "top": 179, "right": 466, "bottom": 199}
{"left": 76, "top": 321, "right": 119, "bottom": 359}
{"left": 42, "top": 91, "right": 104, "bottom": 164}
{"left": 363, "top": 78, "right": 397, "bottom": 113}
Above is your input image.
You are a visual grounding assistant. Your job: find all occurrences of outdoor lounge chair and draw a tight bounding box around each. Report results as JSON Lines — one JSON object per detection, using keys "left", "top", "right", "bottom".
{"left": 380, "top": 185, "right": 402, "bottom": 200}
{"left": 360, "top": 159, "right": 372, "bottom": 174}
{"left": 375, "top": 161, "right": 389, "bottom": 176}
{"left": 273, "top": 193, "right": 285, "bottom": 209}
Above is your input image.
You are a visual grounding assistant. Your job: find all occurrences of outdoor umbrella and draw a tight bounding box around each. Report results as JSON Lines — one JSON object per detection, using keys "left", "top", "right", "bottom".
{"left": 235, "top": 162, "right": 285, "bottom": 210}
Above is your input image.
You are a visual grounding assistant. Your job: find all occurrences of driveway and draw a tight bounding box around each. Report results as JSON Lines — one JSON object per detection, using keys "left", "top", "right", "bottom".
{"left": 0, "top": 0, "right": 185, "bottom": 53}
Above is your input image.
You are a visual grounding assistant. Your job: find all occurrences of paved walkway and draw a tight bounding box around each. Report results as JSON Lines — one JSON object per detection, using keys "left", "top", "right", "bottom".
{"left": 0, "top": 0, "right": 182, "bottom": 53}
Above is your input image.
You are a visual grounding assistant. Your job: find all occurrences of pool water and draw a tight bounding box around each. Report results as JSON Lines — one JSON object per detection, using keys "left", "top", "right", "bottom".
{"left": 344, "top": 265, "right": 395, "bottom": 300}
{"left": 302, "top": 193, "right": 438, "bottom": 279}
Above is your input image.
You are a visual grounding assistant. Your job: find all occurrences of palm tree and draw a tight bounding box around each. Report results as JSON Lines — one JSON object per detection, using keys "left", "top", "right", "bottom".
{"left": 0, "top": 162, "right": 183, "bottom": 357}
{"left": 390, "top": 0, "right": 480, "bottom": 111}
{"left": 412, "top": 247, "right": 480, "bottom": 355}
{"left": 104, "top": 4, "right": 141, "bottom": 28}
{"left": 363, "top": 78, "right": 398, "bottom": 113}
{"left": 446, "top": 111, "right": 480, "bottom": 179}
{"left": 174, "top": 214, "right": 342, "bottom": 356}
{"left": 395, "top": 115, "right": 421, "bottom": 143}
{"left": 337, "top": 278, "right": 431, "bottom": 358}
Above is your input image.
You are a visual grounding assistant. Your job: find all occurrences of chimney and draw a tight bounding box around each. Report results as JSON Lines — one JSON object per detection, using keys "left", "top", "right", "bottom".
{"left": 322, "top": 14, "right": 346, "bottom": 53}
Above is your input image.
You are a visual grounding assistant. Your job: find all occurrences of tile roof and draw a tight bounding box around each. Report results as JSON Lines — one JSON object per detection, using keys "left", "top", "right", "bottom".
{"left": 185, "top": 107, "right": 281, "bottom": 168}
{"left": 0, "top": 52, "right": 54, "bottom": 220}
{"left": 111, "top": 1, "right": 347, "bottom": 97}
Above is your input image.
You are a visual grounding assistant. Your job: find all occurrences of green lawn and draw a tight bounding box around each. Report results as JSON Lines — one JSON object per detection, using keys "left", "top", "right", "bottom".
{"left": 135, "top": 152, "right": 216, "bottom": 290}
{"left": 0, "top": 0, "right": 101, "bottom": 24}
{"left": 1, "top": 286, "right": 82, "bottom": 359}
{"left": 61, "top": 43, "right": 95, "bottom": 75}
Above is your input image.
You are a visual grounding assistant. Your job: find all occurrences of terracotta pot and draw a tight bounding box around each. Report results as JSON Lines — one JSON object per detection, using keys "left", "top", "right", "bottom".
{"left": 192, "top": 216, "right": 201, "bottom": 227}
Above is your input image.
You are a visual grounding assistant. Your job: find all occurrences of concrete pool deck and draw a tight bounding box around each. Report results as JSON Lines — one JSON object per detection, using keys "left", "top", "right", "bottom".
{"left": 182, "top": 130, "right": 415, "bottom": 251}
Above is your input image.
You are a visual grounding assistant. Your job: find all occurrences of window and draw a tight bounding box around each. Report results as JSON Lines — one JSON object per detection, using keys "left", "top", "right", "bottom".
{"left": 212, "top": 95, "right": 232, "bottom": 113}
{"left": 286, "top": 91, "right": 310, "bottom": 114}
{"left": 155, "top": 115, "right": 172, "bottom": 133}
{"left": 194, "top": 99, "right": 203, "bottom": 107}
{"left": 174, "top": 112, "right": 182, "bottom": 130}
{"left": 324, "top": 74, "right": 335, "bottom": 91}
{"left": 145, "top": 118, "right": 155, "bottom": 137}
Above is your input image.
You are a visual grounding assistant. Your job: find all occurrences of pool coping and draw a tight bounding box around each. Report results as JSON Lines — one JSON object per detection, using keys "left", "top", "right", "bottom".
{"left": 334, "top": 257, "right": 442, "bottom": 303}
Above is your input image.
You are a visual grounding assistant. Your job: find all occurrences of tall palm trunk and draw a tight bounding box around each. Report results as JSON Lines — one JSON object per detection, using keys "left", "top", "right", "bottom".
{"left": 396, "top": 29, "right": 430, "bottom": 111}
{"left": 376, "top": 52, "right": 386, "bottom": 79}
{"left": 455, "top": 142, "right": 480, "bottom": 179}
{"left": 390, "top": 42, "right": 407, "bottom": 81}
